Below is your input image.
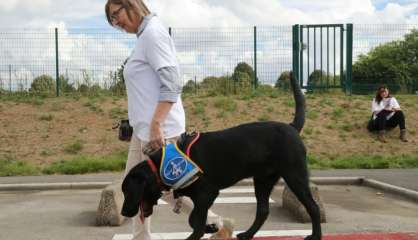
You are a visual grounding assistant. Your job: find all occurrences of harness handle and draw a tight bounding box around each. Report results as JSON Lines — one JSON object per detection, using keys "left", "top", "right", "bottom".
{"left": 186, "top": 132, "right": 200, "bottom": 156}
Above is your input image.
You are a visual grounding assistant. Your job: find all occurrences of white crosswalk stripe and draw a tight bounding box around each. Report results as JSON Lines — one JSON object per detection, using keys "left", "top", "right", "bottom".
{"left": 113, "top": 186, "right": 308, "bottom": 240}
{"left": 113, "top": 230, "right": 312, "bottom": 240}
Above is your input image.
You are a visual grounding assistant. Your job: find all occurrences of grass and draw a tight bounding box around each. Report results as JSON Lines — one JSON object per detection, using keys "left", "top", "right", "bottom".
{"left": 39, "top": 114, "right": 54, "bottom": 121}
{"left": 42, "top": 151, "right": 127, "bottom": 175}
{"left": 63, "top": 140, "right": 84, "bottom": 154}
{"left": 1, "top": 153, "right": 416, "bottom": 176}
{"left": 308, "top": 155, "right": 418, "bottom": 169}
{"left": 0, "top": 159, "right": 40, "bottom": 176}
{"left": 109, "top": 107, "right": 128, "bottom": 119}
{"left": 213, "top": 97, "right": 237, "bottom": 112}
{"left": 0, "top": 151, "right": 127, "bottom": 176}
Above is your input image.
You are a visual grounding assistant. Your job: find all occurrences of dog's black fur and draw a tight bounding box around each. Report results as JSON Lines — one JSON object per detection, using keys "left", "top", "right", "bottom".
{"left": 121, "top": 73, "right": 322, "bottom": 240}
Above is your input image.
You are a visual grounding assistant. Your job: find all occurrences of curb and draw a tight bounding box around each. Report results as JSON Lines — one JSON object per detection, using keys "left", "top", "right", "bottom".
{"left": 362, "top": 178, "right": 418, "bottom": 202}
{"left": 0, "top": 182, "right": 111, "bottom": 191}
{"left": 1, "top": 177, "right": 417, "bottom": 203}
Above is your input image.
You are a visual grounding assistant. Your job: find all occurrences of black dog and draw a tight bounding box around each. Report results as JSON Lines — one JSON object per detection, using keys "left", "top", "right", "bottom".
{"left": 121, "top": 73, "right": 322, "bottom": 240}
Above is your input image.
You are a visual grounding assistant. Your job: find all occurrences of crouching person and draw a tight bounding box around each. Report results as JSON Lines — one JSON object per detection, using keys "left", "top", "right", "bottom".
{"left": 367, "top": 86, "right": 408, "bottom": 142}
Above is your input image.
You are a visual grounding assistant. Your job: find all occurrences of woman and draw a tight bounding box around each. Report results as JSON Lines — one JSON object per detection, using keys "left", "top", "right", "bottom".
{"left": 369, "top": 86, "right": 408, "bottom": 142}
{"left": 105, "top": 1, "right": 233, "bottom": 240}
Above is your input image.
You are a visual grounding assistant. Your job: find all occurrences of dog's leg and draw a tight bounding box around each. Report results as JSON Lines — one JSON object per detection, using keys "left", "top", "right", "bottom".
{"left": 186, "top": 191, "right": 218, "bottom": 240}
{"left": 283, "top": 173, "right": 322, "bottom": 240}
{"left": 237, "top": 174, "right": 279, "bottom": 240}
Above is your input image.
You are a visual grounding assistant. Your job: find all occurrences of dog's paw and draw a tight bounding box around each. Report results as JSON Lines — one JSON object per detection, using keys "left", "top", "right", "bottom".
{"left": 237, "top": 232, "right": 253, "bottom": 240}
{"left": 304, "top": 235, "right": 321, "bottom": 240}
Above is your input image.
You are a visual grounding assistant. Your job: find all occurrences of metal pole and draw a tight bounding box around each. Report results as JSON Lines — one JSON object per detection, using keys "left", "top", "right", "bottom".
{"left": 9, "top": 64, "right": 12, "bottom": 92}
{"left": 327, "top": 26, "right": 329, "bottom": 87}
{"left": 334, "top": 27, "right": 336, "bottom": 86}
{"left": 292, "top": 25, "right": 300, "bottom": 83}
{"left": 340, "top": 26, "right": 344, "bottom": 91}
{"left": 300, "top": 26, "right": 304, "bottom": 87}
{"left": 55, "top": 28, "right": 60, "bottom": 97}
{"left": 320, "top": 27, "right": 323, "bottom": 87}
{"left": 314, "top": 28, "right": 316, "bottom": 72}
{"left": 346, "top": 24, "right": 353, "bottom": 95}
{"left": 307, "top": 27, "right": 310, "bottom": 81}
{"left": 253, "top": 26, "right": 258, "bottom": 89}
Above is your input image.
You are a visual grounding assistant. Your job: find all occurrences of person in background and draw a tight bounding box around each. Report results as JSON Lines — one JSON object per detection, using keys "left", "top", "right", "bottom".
{"left": 368, "top": 86, "right": 408, "bottom": 142}
{"left": 104, "top": 1, "right": 233, "bottom": 240}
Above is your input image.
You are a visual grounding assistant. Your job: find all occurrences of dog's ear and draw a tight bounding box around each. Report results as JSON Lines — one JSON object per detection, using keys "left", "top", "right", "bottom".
{"left": 121, "top": 163, "right": 147, "bottom": 217}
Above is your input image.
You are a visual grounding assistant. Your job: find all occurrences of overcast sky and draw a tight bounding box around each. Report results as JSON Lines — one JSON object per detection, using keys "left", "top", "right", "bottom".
{"left": 0, "top": 0, "right": 417, "bottom": 89}
{"left": 0, "top": 0, "right": 417, "bottom": 29}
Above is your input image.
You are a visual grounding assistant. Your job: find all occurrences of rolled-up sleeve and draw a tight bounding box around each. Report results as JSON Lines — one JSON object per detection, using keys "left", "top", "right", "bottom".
{"left": 157, "top": 66, "right": 182, "bottom": 102}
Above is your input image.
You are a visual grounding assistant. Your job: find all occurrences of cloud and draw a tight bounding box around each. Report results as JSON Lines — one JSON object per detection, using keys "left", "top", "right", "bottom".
{"left": 0, "top": 0, "right": 417, "bottom": 89}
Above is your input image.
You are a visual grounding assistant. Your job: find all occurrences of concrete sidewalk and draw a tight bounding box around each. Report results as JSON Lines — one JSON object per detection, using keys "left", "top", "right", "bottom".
{"left": 0, "top": 169, "right": 417, "bottom": 191}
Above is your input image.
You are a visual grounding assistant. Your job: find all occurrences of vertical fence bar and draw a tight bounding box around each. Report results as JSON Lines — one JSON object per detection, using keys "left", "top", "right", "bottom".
{"left": 299, "top": 26, "right": 304, "bottom": 86}
{"left": 340, "top": 26, "right": 344, "bottom": 91}
{"left": 314, "top": 28, "right": 316, "bottom": 72}
{"left": 327, "top": 27, "right": 329, "bottom": 87}
{"left": 55, "top": 28, "right": 60, "bottom": 97}
{"left": 334, "top": 27, "right": 336, "bottom": 86}
{"left": 346, "top": 24, "right": 353, "bottom": 95}
{"left": 9, "top": 64, "right": 12, "bottom": 92}
{"left": 320, "top": 27, "right": 323, "bottom": 86}
{"left": 307, "top": 27, "right": 310, "bottom": 81}
{"left": 253, "top": 26, "right": 258, "bottom": 88}
{"left": 292, "top": 25, "right": 300, "bottom": 83}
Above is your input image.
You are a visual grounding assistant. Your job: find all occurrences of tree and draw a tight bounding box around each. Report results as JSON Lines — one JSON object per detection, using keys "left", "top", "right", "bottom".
{"left": 109, "top": 66, "right": 126, "bottom": 96}
{"left": 308, "top": 70, "right": 329, "bottom": 88}
{"left": 183, "top": 80, "right": 197, "bottom": 93}
{"left": 352, "top": 29, "right": 418, "bottom": 93}
{"left": 275, "top": 71, "right": 291, "bottom": 90}
{"left": 30, "top": 74, "right": 55, "bottom": 96}
{"left": 232, "top": 62, "right": 255, "bottom": 87}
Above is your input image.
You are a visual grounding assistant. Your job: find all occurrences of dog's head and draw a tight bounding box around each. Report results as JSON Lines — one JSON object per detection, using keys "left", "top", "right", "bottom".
{"left": 121, "top": 161, "right": 163, "bottom": 218}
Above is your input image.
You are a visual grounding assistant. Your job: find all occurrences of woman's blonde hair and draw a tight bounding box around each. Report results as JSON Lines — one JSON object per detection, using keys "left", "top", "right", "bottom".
{"left": 105, "top": 0, "right": 150, "bottom": 26}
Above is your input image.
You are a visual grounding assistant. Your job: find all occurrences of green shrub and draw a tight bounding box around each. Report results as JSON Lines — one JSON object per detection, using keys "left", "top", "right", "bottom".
{"left": 30, "top": 75, "right": 55, "bottom": 96}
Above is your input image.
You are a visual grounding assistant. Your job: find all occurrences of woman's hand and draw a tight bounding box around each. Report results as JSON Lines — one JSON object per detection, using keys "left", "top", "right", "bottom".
{"left": 149, "top": 121, "right": 165, "bottom": 150}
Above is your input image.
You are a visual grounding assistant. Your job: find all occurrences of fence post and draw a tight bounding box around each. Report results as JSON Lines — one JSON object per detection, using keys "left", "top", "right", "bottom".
{"left": 169, "top": 27, "right": 172, "bottom": 36}
{"left": 253, "top": 26, "right": 258, "bottom": 89}
{"left": 55, "top": 28, "right": 60, "bottom": 97}
{"left": 346, "top": 24, "right": 353, "bottom": 95}
{"left": 292, "top": 25, "right": 300, "bottom": 84}
{"left": 9, "top": 64, "right": 12, "bottom": 92}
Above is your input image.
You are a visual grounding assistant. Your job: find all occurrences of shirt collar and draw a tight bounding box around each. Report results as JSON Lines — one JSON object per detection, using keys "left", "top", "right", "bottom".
{"left": 136, "top": 13, "right": 156, "bottom": 38}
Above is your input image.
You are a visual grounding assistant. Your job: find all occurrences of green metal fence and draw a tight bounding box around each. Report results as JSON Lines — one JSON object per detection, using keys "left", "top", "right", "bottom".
{"left": 0, "top": 24, "right": 416, "bottom": 96}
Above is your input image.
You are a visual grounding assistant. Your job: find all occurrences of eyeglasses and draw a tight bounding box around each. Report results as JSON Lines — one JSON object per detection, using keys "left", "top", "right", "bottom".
{"left": 110, "top": 6, "right": 124, "bottom": 23}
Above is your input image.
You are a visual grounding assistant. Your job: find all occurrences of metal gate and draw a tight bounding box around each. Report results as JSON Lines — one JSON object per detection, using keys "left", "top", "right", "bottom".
{"left": 292, "top": 24, "right": 353, "bottom": 94}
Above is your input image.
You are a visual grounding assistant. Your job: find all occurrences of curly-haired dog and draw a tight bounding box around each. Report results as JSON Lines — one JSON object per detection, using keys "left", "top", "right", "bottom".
{"left": 121, "top": 73, "right": 322, "bottom": 240}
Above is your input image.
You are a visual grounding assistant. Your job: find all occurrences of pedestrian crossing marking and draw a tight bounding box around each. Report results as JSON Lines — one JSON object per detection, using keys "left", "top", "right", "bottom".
{"left": 113, "top": 230, "right": 312, "bottom": 240}
{"left": 158, "top": 196, "right": 274, "bottom": 205}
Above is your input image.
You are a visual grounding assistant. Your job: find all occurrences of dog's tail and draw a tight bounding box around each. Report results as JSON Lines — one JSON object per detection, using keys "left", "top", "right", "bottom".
{"left": 289, "top": 72, "right": 305, "bottom": 133}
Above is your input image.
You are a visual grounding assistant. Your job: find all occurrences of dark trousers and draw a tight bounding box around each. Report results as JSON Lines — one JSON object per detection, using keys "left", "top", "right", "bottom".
{"left": 373, "top": 110, "right": 406, "bottom": 131}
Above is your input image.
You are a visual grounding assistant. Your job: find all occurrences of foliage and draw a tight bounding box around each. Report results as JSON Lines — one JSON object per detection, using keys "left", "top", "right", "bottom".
{"left": 232, "top": 62, "right": 256, "bottom": 88}
{"left": 352, "top": 29, "right": 418, "bottom": 93}
{"left": 275, "top": 71, "right": 291, "bottom": 90}
{"left": 109, "top": 65, "right": 126, "bottom": 96}
{"left": 59, "top": 75, "right": 75, "bottom": 93}
{"left": 30, "top": 75, "right": 55, "bottom": 96}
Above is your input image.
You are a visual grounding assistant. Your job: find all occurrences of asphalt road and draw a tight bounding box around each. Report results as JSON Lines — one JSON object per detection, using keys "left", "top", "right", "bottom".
{"left": 0, "top": 184, "right": 417, "bottom": 240}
